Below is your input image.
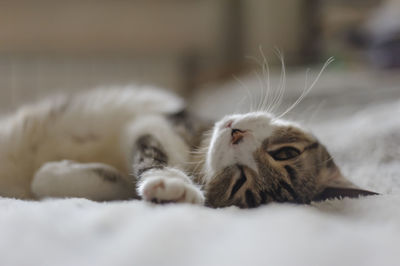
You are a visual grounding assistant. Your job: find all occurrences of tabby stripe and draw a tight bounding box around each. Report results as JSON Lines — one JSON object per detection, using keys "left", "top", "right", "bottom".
{"left": 229, "top": 166, "right": 247, "bottom": 199}
{"left": 245, "top": 190, "right": 257, "bottom": 208}
{"left": 284, "top": 165, "right": 297, "bottom": 184}
{"left": 264, "top": 190, "right": 278, "bottom": 202}
{"left": 259, "top": 190, "right": 268, "bottom": 204}
{"left": 137, "top": 165, "right": 164, "bottom": 176}
{"left": 275, "top": 186, "right": 289, "bottom": 202}
{"left": 304, "top": 142, "right": 319, "bottom": 151}
{"left": 273, "top": 186, "right": 285, "bottom": 202}
{"left": 265, "top": 187, "right": 281, "bottom": 202}
{"left": 278, "top": 180, "right": 300, "bottom": 202}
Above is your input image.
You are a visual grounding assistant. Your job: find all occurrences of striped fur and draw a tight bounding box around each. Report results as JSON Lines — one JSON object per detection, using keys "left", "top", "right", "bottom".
{"left": 197, "top": 113, "right": 377, "bottom": 208}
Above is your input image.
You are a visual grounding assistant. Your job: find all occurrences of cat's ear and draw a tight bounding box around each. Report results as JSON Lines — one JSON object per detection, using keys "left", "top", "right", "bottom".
{"left": 312, "top": 170, "right": 378, "bottom": 202}
{"left": 313, "top": 187, "right": 378, "bottom": 202}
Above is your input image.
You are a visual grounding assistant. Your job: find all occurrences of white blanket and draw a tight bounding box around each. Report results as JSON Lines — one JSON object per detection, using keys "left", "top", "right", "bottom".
{"left": 1, "top": 69, "right": 400, "bottom": 266}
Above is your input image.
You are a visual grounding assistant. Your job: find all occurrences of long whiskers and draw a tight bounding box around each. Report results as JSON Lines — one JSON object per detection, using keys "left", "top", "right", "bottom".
{"left": 239, "top": 49, "right": 334, "bottom": 119}
{"left": 276, "top": 57, "right": 334, "bottom": 119}
{"left": 246, "top": 47, "right": 273, "bottom": 113}
{"left": 259, "top": 46, "right": 272, "bottom": 112}
{"left": 233, "top": 75, "right": 255, "bottom": 113}
{"left": 254, "top": 70, "right": 267, "bottom": 111}
{"left": 267, "top": 48, "right": 286, "bottom": 114}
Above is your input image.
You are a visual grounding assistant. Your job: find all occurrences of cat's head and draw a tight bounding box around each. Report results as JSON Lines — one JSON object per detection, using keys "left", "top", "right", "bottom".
{"left": 200, "top": 112, "right": 376, "bottom": 208}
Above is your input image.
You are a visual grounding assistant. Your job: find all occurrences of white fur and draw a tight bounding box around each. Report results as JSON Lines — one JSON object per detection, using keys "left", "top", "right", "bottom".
{"left": 0, "top": 86, "right": 187, "bottom": 199}
{"left": 32, "top": 160, "right": 134, "bottom": 201}
{"left": 121, "top": 114, "right": 189, "bottom": 171}
{"left": 137, "top": 168, "right": 204, "bottom": 204}
{"left": 205, "top": 112, "right": 275, "bottom": 180}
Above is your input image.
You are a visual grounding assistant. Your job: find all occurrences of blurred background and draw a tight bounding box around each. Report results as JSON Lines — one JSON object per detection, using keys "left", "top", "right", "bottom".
{"left": 0, "top": 0, "right": 399, "bottom": 114}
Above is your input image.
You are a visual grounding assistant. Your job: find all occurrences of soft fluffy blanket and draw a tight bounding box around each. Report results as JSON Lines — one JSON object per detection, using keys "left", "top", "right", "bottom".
{"left": 1, "top": 69, "right": 400, "bottom": 266}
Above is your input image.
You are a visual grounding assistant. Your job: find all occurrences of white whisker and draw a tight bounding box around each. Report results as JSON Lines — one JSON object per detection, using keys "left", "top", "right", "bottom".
{"left": 253, "top": 70, "right": 266, "bottom": 111}
{"left": 276, "top": 57, "right": 334, "bottom": 119}
{"left": 259, "top": 46, "right": 272, "bottom": 112}
{"left": 245, "top": 55, "right": 266, "bottom": 112}
{"left": 268, "top": 49, "right": 286, "bottom": 115}
{"left": 233, "top": 75, "right": 255, "bottom": 113}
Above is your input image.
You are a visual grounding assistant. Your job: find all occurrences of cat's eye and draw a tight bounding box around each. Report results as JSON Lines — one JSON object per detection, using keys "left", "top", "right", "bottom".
{"left": 269, "top": 147, "right": 301, "bottom": 161}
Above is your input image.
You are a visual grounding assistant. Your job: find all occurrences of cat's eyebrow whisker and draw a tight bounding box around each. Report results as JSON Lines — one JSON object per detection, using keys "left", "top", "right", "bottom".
{"left": 275, "top": 49, "right": 287, "bottom": 114}
{"left": 254, "top": 70, "right": 265, "bottom": 112}
{"left": 259, "top": 46, "right": 272, "bottom": 113}
{"left": 245, "top": 54, "right": 267, "bottom": 112}
{"left": 257, "top": 47, "right": 267, "bottom": 112}
{"left": 276, "top": 68, "right": 311, "bottom": 121}
{"left": 233, "top": 75, "right": 255, "bottom": 113}
{"left": 276, "top": 57, "right": 334, "bottom": 119}
{"left": 267, "top": 48, "right": 286, "bottom": 115}
{"left": 268, "top": 49, "right": 285, "bottom": 113}
{"left": 247, "top": 49, "right": 276, "bottom": 113}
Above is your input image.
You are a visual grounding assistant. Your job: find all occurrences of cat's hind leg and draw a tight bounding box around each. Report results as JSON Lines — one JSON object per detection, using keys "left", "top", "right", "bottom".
{"left": 31, "top": 160, "right": 136, "bottom": 201}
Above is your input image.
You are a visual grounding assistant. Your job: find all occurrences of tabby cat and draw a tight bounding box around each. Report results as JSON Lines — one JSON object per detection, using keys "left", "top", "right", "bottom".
{"left": 0, "top": 86, "right": 376, "bottom": 207}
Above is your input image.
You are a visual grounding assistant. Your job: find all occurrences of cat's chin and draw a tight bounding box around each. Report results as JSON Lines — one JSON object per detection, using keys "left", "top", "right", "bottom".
{"left": 204, "top": 164, "right": 262, "bottom": 208}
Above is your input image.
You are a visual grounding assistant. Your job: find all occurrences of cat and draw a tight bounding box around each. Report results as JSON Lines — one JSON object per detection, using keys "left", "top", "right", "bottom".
{"left": 0, "top": 85, "right": 377, "bottom": 208}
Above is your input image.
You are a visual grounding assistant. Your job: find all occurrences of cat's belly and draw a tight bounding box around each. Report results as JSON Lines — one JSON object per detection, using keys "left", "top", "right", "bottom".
{"left": 0, "top": 87, "right": 184, "bottom": 199}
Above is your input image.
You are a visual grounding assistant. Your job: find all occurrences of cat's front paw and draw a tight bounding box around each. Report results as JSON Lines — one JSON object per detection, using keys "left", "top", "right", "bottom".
{"left": 137, "top": 168, "right": 204, "bottom": 205}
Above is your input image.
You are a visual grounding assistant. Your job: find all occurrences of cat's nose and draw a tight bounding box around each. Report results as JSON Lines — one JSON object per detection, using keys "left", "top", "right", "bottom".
{"left": 225, "top": 120, "right": 233, "bottom": 128}
{"left": 231, "top": 129, "right": 245, "bottom": 144}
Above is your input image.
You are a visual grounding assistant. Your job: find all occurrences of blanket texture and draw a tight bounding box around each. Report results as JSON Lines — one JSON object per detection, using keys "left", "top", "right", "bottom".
{"left": 1, "top": 69, "right": 400, "bottom": 266}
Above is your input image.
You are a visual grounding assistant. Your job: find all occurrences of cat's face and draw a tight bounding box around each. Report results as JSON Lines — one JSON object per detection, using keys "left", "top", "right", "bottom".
{"left": 202, "top": 112, "right": 374, "bottom": 208}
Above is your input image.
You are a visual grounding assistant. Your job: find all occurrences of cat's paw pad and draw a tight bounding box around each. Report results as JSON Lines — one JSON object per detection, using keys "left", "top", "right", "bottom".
{"left": 137, "top": 169, "right": 204, "bottom": 204}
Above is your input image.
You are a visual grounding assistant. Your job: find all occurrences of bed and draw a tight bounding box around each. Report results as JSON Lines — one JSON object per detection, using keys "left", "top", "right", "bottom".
{"left": 1, "top": 68, "right": 400, "bottom": 266}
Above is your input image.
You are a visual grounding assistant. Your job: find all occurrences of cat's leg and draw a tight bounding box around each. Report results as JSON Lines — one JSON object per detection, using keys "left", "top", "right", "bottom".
{"left": 31, "top": 160, "right": 136, "bottom": 201}
{"left": 138, "top": 167, "right": 204, "bottom": 204}
{"left": 133, "top": 134, "right": 204, "bottom": 204}
{"left": 124, "top": 115, "right": 204, "bottom": 204}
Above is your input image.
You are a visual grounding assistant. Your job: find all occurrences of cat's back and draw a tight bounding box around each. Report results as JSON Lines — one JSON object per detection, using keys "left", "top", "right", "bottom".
{"left": 1, "top": 85, "right": 184, "bottom": 138}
